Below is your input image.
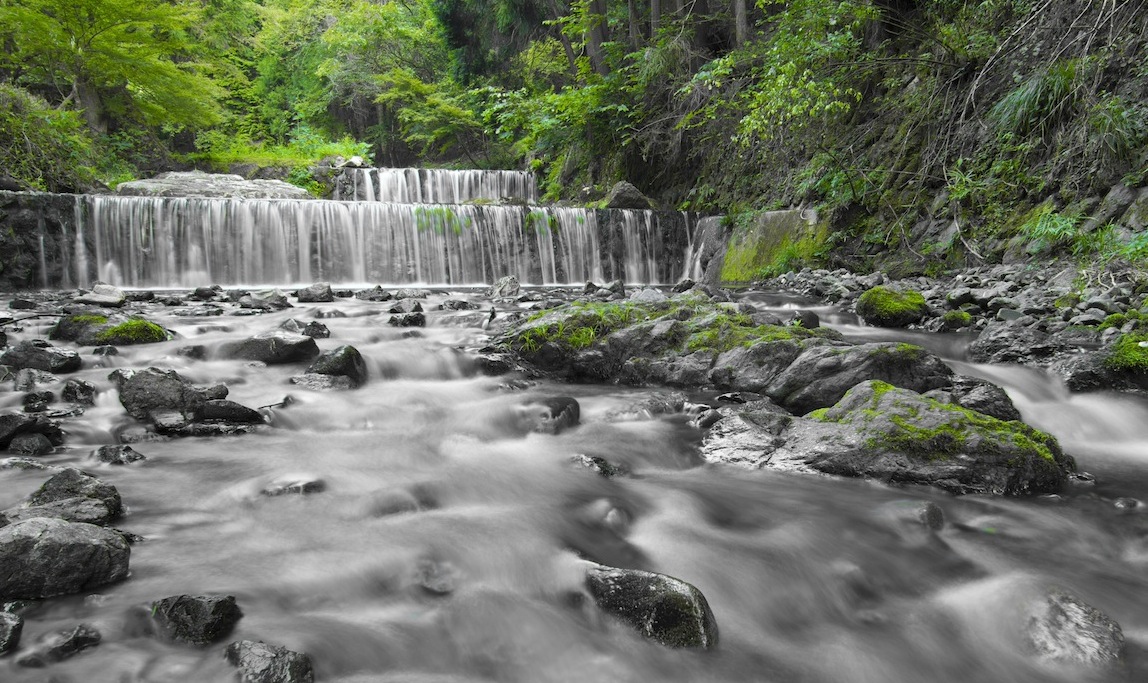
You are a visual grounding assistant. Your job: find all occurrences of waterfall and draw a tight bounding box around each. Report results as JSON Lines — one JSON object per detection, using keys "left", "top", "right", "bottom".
{"left": 336, "top": 168, "right": 539, "bottom": 205}
{"left": 73, "top": 195, "right": 689, "bottom": 288}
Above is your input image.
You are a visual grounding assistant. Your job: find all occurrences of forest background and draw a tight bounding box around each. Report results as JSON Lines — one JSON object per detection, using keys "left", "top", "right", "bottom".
{"left": 1, "top": 0, "right": 1147, "bottom": 276}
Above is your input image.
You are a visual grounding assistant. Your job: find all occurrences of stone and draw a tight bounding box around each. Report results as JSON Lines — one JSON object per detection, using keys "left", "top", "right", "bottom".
{"left": 584, "top": 562, "right": 717, "bottom": 648}
{"left": 261, "top": 477, "right": 326, "bottom": 497}
{"left": 91, "top": 444, "right": 146, "bottom": 465}
{"left": 487, "top": 275, "right": 521, "bottom": 299}
{"left": 296, "top": 282, "right": 334, "bottom": 303}
{"left": 288, "top": 374, "right": 356, "bottom": 391}
{"left": 0, "top": 518, "right": 130, "bottom": 599}
{"left": 517, "top": 397, "right": 580, "bottom": 434}
{"left": 0, "top": 412, "right": 64, "bottom": 449}
{"left": 389, "top": 298, "right": 424, "bottom": 314}
{"left": 116, "top": 171, "right": 312, "bottom": 199}
{"left": 387, "top": 312, "right": 425, "bottom": 328}
{"left": 855, "top": 286, "right": 929, "bottom": 328}
{"left": 22, "top": 390, "right": 53, "bottom": 413}
{"left": 62, "top": 378, "right": 98, "bottom": 405}
{"left": 221, "top": 331, "right": 320, "bottom": 364}
{"left": 15, "top": 623, "right": 100, "bottom": 667}
{"left": 279, "top": 318, "right": 330, "bottom": 338}
{"left": 629, "top": 288, "right": 668, "bottom": 304}
{"left": 792, "top": 309, "right": 820, "bottom": 329}
{"left": 0, "top": 611, "right": 22, "bottom": 654}
{"left": 604, "top": 181, "right": 654, "bottom": 209}
{"left": 13, "top": 367, "right": 57, "bottom": 391}
{"left": 148, "top": 594, "right": 243, "bottom": 645}
{"left": 73, "top": 282, "right": 126, "bottom": 308}
{"left": 21, "top": 467, "right": 123, "bottom": 525}
{"left": 766, "top": 342, "right": 953, "bottom": 415}
{"left": 198, "top": 399, "right": 266, "bottom": 424}
{"left": 109, "top": 367, "right": 228, "bottom": 422}
{"left": 238, "top": 290, "right": 292, "bottom": 311}
{"left": 225, "top": 640, "right": 315, "bottom": 683}
{"left": 0, "top": 339, "right": 81, "bottom": 373}
{"left": 1026, "top": 587, "right": 1124, "bottom": 667}
{"left": 353, "top": 285, "right": 392, "bottom": 302}
{"left": 7, "top": 432, "right": 54, "bottom": 456}
{"left": 304, "top": 345, "right": 368, "bottom": 388}
{"left": 440, "top": 299, "right": 480, "bottom": 311}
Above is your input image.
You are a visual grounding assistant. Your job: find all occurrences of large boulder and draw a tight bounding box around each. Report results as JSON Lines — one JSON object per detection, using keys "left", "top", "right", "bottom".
{"left": 0, "top": 518, "right": 130, "bottom": 599}
{"left": 296, "top": 345, "right": 368, "bottom": 388}
{"left": 116, "top": 172, "right": 312, "bottom": 199}
{"left": 765, "top": 342, "right": 953, "bottom": 415}
{"left": 585, "top": 562, "right": 717, "bottom": 648}
{"left": 72, "top": 283, "right": 125, "bottom": 308}
{"left": 221, "top": 331, "right": 320, "bottom": 364}
{"left": 703, "top": 381, "right": 1073, "bottom": 495}
{"left": 967, "top": 320, "right": 1065, "bottom": 365}
{"left": 1026, "top": 587, "right": 1124, "bottom": 667}
{"left": 296, "top": 282, "right": 334, "bottom": 303}
{"left": 0, "top": 340, "right": 81, "bottom": 373}
{"left": 855, "top": 286, "right": 930, "bottom": 328}
{"left": 51, "top": 314, "right": 169, "bottom": 346}
{"left": 110, "top": 367, "right": 227, "bottom": 423}
{"left": 487, "top": 275, "right": 521, "bottom": 299}
{"left": 225, "top": 640, "right": 315, "bottom": 683}
{"left": 604, "top": 181, "right": 654, "bottom": 210}
{"left": 0, "top": 412, "right": 64, "bottom": 450}
{"left": 147, "top": 594, "right": 243, "bottom": 645}
{"left": 6, "top": 467, "right": 123, "bottom": 526}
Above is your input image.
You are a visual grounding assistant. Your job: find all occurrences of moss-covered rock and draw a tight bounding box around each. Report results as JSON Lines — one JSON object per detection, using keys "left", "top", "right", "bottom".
{"left": 1103, "top": 333, "right": 1148, "bottom": 372}
{"left": 856, "top": 286, "right": 930, "bottom": 328}
{"left": 703, "top": 381, "right": 1073, "bottom": 495}
{"left": 584, "top": 562, "right": 718, "bottom": 648}
{"left": 50, "top": 314, "right": 169, "bottom": 346}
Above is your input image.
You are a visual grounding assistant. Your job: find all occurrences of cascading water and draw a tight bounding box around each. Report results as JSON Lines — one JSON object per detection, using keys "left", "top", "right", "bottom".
{"left": 335, "top": 167, "right": 540, "bottom": 204}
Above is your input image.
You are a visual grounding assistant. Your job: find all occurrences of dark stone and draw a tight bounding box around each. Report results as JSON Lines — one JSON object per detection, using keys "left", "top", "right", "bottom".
{"left": 0, "top": 611, "right": 22, "bottom": 654}
{"left": 221, "top": 331, "right": 320, "bottom": 364}
{"left": 519, "top": 397, "right": 580, "bottom": 434}
{"left": 15, "top": 623, "right": 100, "bottom": 667}
{"left": 305, "top": 345, "right": 368, "bottom": 388}
{"left": 288, "top": 374, "right": 356, "bottom": 391}
{"left": 570, "top": 454, "right": 630, "bottom": 478}
{"left": 353, "top": 285, "right": 392, "bottom": 302}
{"left": 22, "top": 390, "right": 53, "bottom": 413}
{"left": 91, "top": 444, "right": 146, "bottom": 465}
{"left": 0, "top": 518, "right": 130, "bottom": 599}
{"left": 261, "top": 477, "right": 326, "bottom": 496}
{"left": 109, "top": 367, "right": 228, "bottom": 423}
{"left": 388, "top": 312, "right": 426, "bottom": 328}
{"left": 0, "top": 413, "right": 64, "bottom": 449}
{"left": 604, "top": 181, "right": 654, "bottom": 209}
{"left": 0, "top": 340, "right": 81, "bottom": 373}
{"left": 149, "top": 594, "right": 243, "bottom": 645}
{"left": 62, "top": 378, "right": 98, "bottom": 405}
{"left": 177, "top": 344, "right": 208, "bottom": 360}
{"left": 92, "top": 345, "right": 119, "bottom": 356}
{"left": 388, "top": 298, "right": 424, "bottom": 314}
{"left": 475, "top": 353, "right": 514, "bottom": 376}
{"left": 24, "top": 467, "right": 123, "bottom": 524}
{"left": 238, "top": 290, "right": 292, "bottom": 311}
{"left": 190, "top": 286, "right": 220, "bottom": 301}
{"left": 8, "top": 432, "right": 54, "bottom": 456}
{"left": 225, "top": 640, "right": 315, "bottom": 683}
{"left": 792, "top": 310, "right": 820, "bottom": 329}
{"left": 279, "top": 318, "right": 330, "bottom": 338}
{"left": 296, "top": 282, "right": 334, "bottom": 303}
{"left": 925, "top": 376, "right": 1022, "bottom": 423}
{"left": 585, "top": 563, "right": 717, "bottom": 648}
{"left": 440, "top": 299, "right": 480, "bottom": 311}
{"left": 198, "top": 399, "right": 265, "bottom": 424}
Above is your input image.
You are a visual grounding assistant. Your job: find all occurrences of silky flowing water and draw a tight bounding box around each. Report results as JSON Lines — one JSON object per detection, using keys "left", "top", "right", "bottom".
{"left": 2, "top": 287, "right": 1146, "bottom": 682}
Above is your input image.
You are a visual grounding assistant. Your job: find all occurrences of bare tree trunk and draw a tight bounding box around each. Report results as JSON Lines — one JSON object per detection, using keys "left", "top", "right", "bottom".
{"left": 733, "top": 0, "right": 748, "bottom": 46}
{"left": 586, "top": 0, "right": 610, "bottom": 76}
{"left": 651, "top": 0, "right": 661, "bottom": 36}
{"left": 75, "top": 80, "right": 106, "bottom": 134}
{"left": 628, "top": 0, "right": 642, "bottom": 45}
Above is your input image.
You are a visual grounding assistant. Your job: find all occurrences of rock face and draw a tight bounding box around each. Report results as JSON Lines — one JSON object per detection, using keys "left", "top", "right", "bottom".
{"left": 703, "top": 381, "right": 1073, "bottom": 495}
{"left": 0, "top": 339, "right": 82, "bottom": 373}
{"left": 0, "top": 518, "right": 130, "bottom": 599}
{"left": 1026, "top": 587, "right": 1124, "bottom": 667}
{"left": 149, "top": 594, "right": 243, "bottom": 645}
{"left": 225, "top": 640, "right": 315, "bottom": 683}
{"left": 585, "top": 563, "right": 718, "bottom": 648}
{"left": 14, "top": 623, "right": 101, "bottom": 667}
{"left": 116, "top": 172, "right": 313, "bottom": 199}
{"left": 222, "top": 331, "right": 321, "bottom": 364}
{"left": 604, "top": 181, "right": 654, "bottom": 209}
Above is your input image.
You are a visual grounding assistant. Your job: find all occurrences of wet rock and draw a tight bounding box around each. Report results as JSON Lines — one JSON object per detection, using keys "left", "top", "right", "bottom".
{"left": 924, "top": 376, "right": 1023, "bottom": 422}
{"left": 261, "top": 477, "right": 326, "bottom": 497}
{"left": 177, "top": 344, "right": 208, "bottom": 360}
{"left": 225, "top": 640, "right": 315, "bottom": 683}
{"left": 393, "top": 288, "right": 429, "bottom": 300}
{"left": 221, "top": 331, "right": 320, "bottom": 364}
{"left": 475, "top": 353, "right": 514, "bottom": 376}
{"left": 416, "top": 558, "right": 460, "bottom": 595}
{"left": 710, "top": 339, "right": 809, "bottom": 394}
{"left": 15, "top": 623, "right": 100, "bottom": 667}
{"left": 62, "top": 378, "right": 98, "bottom": 405}
{"left": 239, "top": 290, "right": 292, "bottom": 311}
{"left": 13, "top": 368, "right": 57, "bottom": 391}
{"left": 792, "top": 310, "right": 820, "bottom": 329}
{"left": 190, "top": 286, "right": 221, "bottom": 301}
{"left": 388, "top": 298, "right": 424, "bottom": 314}
{"left": 51, "top": 313, "right": 169, "bottom": 346}
{"left": 968, "top": 320, "right": 1065, "bottom": 365}
{"left": 148, "top": 594, "right": 243, "bottom": 645}
{"left": 110, "top": 367, "right": 228, "bottom": 423}
{"left": 7, "top": 432, "right": 54, "bottom": 456}
{"left": 353, "top": 285, "right": 392, "bottom": 302}
{"left": 279, "top": 318, "right": 330, "bottom": 339}
{"left": 878, "top": 500, "right": 945, "bottom": 531}
{"left": 766, "top": 342, "right": 953, "bottom": 415}
{"left": 0, "top": 413, "right": 64, "bottom": 450}
{"left": 0, "top": 611, "right": 22, "bottom": 654}
{"left": 0, "top": 457, "right": 57, "bottom": 471}
{"left": 303, "top": 345, "right": 368, "bottom": 388}
{"left": 518, "top": 396, "right": 580, "bottom": 434}
{"left": 91, "top": 444, "right": 146, "bottom": 465}
{"left": 296, "top": 282, "right": 334, "bottom": 303}
{"left": 198, "top": 399, "right": 266, "bottom": 424}
{"left": 487, "top": 275, "right": 521, "bottom": 299}
{"left": 73, "top": 283, "right": 126, "bottom": 308}
{"left": 855, "top": 286, "right": 929, "bottom": 328}
{"left": 703, "top": 381, "right": 1072, "bottom": 495}
{"left": 440, "top": 299, "right": 480, "bottom": 311}
{"left": 388, "top": 312, "right": 426, "bottom": 327}
{"left": 584, "top": 562, "right": 717, "bottom": 648}
{"left": 287, "top": 374, "right": 356, "bottom": 391}
{"left": 15, "top": 467, "right": 123, "bottom": 525}
{"left": 0, "top": 518, "right": 130, "bottom": 599}
{"left": 571, "top": 454, "right": 630, "bottom": 478}
{"left": 92, "top": 344, "right": 119, "bottom": 356}
{"left": 0, "top": 339, "right": 81, "bottom": 373}
{"left": 22, "top": 390, "right": 53, "bottom": 413}
{"left": 1026, "top": 587, "right": 1124, "bottom": 667}
{"left": 604, "top": 181, "right": 654, "bottom": 209}
{"left": 117, "top": 172, "right": 312, "bottom": 199}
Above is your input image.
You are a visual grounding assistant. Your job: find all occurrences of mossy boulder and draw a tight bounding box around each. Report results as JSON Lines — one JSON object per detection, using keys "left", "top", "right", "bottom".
{"left": 856, "top": 286, "right": 930, "bottom": 328}
{"left": 703, "top": 381, "right": 1073, "bottom": 495}
{"left": 585, "top": 562, "right": 718, "bottom": 648}
{"left": 51, "top": 314, "right": 169, "bottom": 346}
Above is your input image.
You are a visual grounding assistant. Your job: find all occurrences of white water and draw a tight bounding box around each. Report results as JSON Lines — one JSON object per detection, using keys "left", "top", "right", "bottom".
{"left": 336, "top": 168, "right": 539, "bottom": 205}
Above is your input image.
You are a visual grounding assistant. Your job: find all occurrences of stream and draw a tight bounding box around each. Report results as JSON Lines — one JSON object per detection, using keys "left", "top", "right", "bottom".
{"left": 2, "top": 287, "right": 1146, "bottom": 682}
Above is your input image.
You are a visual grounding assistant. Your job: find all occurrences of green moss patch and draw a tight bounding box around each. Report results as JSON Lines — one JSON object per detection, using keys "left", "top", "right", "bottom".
{"left": 1104, "top": 333, "right": 1148, "bottom": 372}
{"left": 856, "top": 286, "right": 929, "bottom": 328}
{"left": 95, "top": 318, "right": 169, "bottom": 345}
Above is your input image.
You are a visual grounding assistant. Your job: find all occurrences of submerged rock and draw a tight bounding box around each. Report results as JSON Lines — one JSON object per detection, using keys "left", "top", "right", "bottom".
{"left": 62, "top": 377, "right": 98, "bottom": 405}
{"left": 91, "top": 444, "right": 146, "bottom": 465}
{"left": 0, "top": 518, "right": 130, "bottom": 600}
{"left": 703, "top": 381, "right": 1072, "bottom": 495}
{"left": 222, "top": 331, "right": 320, "bottom": 364}
{"left": 0, "top": 340, "right": 81, "bottom": 373}
{"left": 518, "top": 396, "right": 580, "bottom": 434}
{"left": 15, "top": 623, "right": 101, "bottom": 667}
{"left": 225, "top": 640, "right": 315, "bottom": 683}
{"left": 1026, "top": 587, "right": 1124, "bottom": 667}
{"left": 584, "top": 562, "right": 718, "bottom": 648}
{"left": 279, "top": 318, "right": 330, "bottom": 338}
{"left": 148, "top": 594, "right": 243, "bottom": 645}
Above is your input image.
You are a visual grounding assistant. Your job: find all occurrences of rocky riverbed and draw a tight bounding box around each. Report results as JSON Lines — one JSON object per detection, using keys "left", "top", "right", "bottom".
{"left": 1, "top": 269, "right": 1146, "bottom": 681}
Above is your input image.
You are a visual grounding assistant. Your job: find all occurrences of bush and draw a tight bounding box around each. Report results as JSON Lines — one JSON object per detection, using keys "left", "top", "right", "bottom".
{"left": 0, "top": 84, "right": 101, "bottom": 191}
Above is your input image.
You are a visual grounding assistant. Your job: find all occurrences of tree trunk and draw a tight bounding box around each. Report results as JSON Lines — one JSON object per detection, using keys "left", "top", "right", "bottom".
{"left": 586, "top": 0, "right": 610, "bottom": 76}
{"left": 651, "top": 0, "right": 661, "bottom": 36}
{"left": 75, "top": 80, "right": 106, "bottom": 134}
{"left": 628, "top": 0, "right": 642, "bottom": 45}
{"left": 733, "top": 0, "right": 748, "bottom": 46}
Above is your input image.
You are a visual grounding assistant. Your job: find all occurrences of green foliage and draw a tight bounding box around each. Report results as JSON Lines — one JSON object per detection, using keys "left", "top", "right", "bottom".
{"left": 1104, "top": 333, "right": 1148, "bottom": 373}
{"left": 95, "top": 318, "right": 169, "bottom": 344}
{"left": 990, "top": 59, "right": 1085, "bottom": 139}
{"left": 0, "top": 85, "right": 101, "bottom": 191}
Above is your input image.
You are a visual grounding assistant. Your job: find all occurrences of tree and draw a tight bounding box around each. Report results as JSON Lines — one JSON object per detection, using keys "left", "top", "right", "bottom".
{"left": 0, "top": 0, "right": 220, "bottom": 133}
